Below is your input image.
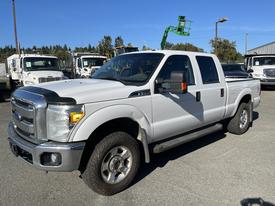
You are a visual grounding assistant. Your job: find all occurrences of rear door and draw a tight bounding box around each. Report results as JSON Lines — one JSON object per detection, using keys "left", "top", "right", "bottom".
{"left": 195, "top": 56, "right": 226, "bottom": 124}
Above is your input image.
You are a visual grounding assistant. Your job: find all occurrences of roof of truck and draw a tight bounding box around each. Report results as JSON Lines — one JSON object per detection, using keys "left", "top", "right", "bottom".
{"left": 7, "top": 54, "right": 58, "bottom": 60}
{"left": 80, "top": 55, "right": 107, "bottom": 59}
{"left": 120, "top": 50, "right": 216, "bottom": 57}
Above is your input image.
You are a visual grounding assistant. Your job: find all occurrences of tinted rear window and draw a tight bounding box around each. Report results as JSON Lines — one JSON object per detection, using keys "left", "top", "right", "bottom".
{"left": 196, "top": 56, "right": 219, "bottom": 84}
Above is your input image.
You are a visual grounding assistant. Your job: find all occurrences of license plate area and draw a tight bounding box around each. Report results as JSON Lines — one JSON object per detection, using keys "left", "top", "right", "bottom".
{"left": 9, "top": 142, "right": 33, "bottom": 164}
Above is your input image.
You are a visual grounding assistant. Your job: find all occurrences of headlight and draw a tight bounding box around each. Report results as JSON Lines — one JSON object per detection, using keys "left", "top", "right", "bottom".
{"left": 47, "top": 104, "right": 85, "bottom": 142}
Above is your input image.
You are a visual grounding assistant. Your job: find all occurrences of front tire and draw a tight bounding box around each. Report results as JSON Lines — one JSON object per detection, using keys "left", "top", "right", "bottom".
{"left": 227, "top": 102, "right": 251, "bottom": 135}
{"left": 82, "top": 131, "right": 140, "bottom": 196}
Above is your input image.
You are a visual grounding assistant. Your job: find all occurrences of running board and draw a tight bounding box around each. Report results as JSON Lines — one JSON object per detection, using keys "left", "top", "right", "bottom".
{"left": 153, "top": 124, "right": 223, "bottom": 154}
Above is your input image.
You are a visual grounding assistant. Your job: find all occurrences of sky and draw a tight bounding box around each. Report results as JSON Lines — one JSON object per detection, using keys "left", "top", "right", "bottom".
{"left": 1, "top": 0, "right": 275, "bottom": 54}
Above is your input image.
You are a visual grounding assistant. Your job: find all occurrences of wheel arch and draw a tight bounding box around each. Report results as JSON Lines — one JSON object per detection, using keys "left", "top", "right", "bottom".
{"left": 74, "top": 105, "right": 152, "bottom": 171}
{"left": 230, "top": 89, "right": 253, "bottom": 118}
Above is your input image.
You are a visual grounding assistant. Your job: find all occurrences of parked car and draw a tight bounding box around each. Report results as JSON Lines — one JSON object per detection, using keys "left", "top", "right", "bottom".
{"left": 222, "top": 63, "right": 251, "bottom": 79}
{"left": 8, "top": 50, "right": 260, "bottom": 196}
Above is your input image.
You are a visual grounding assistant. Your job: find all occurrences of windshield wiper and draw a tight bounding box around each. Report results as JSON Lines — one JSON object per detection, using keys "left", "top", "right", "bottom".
{"left": 95, "top": 77, "right": 125, "bottom": 84}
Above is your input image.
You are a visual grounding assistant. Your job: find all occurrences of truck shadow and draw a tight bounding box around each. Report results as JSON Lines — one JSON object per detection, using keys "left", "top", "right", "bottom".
{"left": 241, "top": 198, "right": 275, "bottom": 206}
{"left": 132, "top": 130, "right": 226, "bottom": 186}
{"left": 166, "top": 92, "right": 204, "bottom": 121}
{"left": 132, "top": 110, "right": 259, "bottom": 187}
{"left": 133, "top": 112, "right": 259, "bottom": 186}
{"left": 253, "top": 111, "right": 259, "bottom": 121}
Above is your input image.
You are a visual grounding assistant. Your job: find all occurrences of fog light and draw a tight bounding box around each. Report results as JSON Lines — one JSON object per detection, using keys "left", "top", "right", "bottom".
{"left": 41, "top": 152, "right": 62, "bottom": 166}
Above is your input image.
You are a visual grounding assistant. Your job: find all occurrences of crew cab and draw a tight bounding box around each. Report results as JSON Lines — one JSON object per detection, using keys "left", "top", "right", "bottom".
{"left": 8, "top": 51, "right": 261, "bottom": 195}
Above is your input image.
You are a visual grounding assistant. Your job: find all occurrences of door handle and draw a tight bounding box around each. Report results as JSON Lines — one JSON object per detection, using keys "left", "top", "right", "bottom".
{"left": 196, "top": 91, "right": 201, "bottom": 102}
{"left": 221, "top": 88, "right": 224, "bottom": 97}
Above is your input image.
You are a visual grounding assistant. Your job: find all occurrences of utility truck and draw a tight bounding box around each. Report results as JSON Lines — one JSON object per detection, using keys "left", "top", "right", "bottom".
{"left": 8, "top": 50, "right": 260, "bottom": 196}
{"left": 7, "top": 54, "right": 64, "bottom": 88}
{"left": 245, "top": 54, "right": 275, "bottom": 85}
{"left": 71, "top": 52, "right": 107, "bottom": 78}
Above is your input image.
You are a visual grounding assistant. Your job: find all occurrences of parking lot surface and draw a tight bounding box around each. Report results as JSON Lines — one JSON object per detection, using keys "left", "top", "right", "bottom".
{"left": 0, "top": 90, "right": 275, "bottom": 206}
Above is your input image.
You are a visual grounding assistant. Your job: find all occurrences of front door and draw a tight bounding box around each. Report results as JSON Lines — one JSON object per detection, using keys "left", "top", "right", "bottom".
{"left": 151, "top": 55, "right": 204, "bottom": 142}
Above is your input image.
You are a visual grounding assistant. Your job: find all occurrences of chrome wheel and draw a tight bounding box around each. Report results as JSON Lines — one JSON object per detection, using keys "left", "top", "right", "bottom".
{"left": 240, "top": 109, "right": 248, "bottom": 129}
{"left": 101, "top": 146, "right": 133, "bottom": 184}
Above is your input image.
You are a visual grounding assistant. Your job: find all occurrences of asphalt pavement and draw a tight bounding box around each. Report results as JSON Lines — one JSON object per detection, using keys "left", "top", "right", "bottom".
{"left": 0, "top": 90, "right": 275, "bottom": 206}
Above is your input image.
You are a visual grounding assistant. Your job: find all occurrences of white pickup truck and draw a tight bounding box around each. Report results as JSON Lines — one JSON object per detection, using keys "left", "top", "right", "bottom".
{"left": 8, "top": 50, "right": 260, "bottom": 195}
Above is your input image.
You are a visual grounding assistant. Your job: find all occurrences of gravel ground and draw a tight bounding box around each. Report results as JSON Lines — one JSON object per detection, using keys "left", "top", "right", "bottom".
{"left": 0, "top": 90, "right": 275, "bottom": 206}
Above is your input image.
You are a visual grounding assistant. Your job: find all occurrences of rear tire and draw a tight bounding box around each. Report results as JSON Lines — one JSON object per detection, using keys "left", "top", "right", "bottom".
{"left": 82, "top": 131, "right": 140, "bottom": 196}
{"left": 227, "top": 102, "right": 251, "bottom": 135}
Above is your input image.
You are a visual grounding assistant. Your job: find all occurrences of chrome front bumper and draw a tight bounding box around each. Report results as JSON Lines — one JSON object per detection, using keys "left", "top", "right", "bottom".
{"left": 8, "top": 122, "right": 85, "bottom": 172}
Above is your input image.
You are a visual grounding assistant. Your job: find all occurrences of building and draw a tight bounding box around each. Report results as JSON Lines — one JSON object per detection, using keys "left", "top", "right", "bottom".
{"left": 247, "top": 41, "right": 275, "bottom": 55}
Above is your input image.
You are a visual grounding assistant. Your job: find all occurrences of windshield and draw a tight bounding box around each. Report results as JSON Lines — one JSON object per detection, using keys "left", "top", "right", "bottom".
{"left": 82, "top": 58, "right": 106, "bottom": 68}
{"left": 91, "top": 53, "right": 164, "bottom": 85}
{"left": 222, "top": 64, "right": 245, "bottom": 72}
{"left": 253, "top": 57, "right": 275, "bottom": 66}
{"left": 23, "top": 57, "right": 59, "bottom": 71}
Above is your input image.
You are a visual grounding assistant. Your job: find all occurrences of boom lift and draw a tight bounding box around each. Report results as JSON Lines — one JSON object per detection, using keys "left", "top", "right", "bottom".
{"left": 161, "top": 16, "right": 191, "bottom": 50}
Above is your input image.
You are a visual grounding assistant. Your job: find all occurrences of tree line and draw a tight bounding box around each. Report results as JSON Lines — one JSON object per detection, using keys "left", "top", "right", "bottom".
{"left": 0, "top": 35, "right": 243, "bottom": 63}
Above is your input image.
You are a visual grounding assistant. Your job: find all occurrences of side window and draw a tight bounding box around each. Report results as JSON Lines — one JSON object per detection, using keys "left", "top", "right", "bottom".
{"left": 196, "top": 56, "right": 219, "bottom": 84}
{"left": 12, "top": 59, "right": 16, "bottom": 68}
{"left": 20, "top": 58, "right": 23, "bottom": 69}
{"left": 77, "top": 58, "right": 82, "bottom": 68}
{"left": 249, "top": 58, "right": 252, "bottom": 67}
{"left": 157, "top": 55, "right": 195, "bottom": 85}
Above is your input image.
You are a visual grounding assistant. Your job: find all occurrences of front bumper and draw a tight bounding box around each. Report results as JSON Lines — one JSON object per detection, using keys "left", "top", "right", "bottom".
{"left": 8, "top": 122, "right": 85, "bottom": 172}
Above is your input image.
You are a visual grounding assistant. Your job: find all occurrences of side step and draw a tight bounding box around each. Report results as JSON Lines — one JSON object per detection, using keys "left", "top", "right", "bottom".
{"left": 153, "top": 123, "right": 223, "bottom": 153}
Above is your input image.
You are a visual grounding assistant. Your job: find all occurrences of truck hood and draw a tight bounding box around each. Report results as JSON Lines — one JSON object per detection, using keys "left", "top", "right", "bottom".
{"left": 37, "top": 79, "right": 139, "bottom": 104}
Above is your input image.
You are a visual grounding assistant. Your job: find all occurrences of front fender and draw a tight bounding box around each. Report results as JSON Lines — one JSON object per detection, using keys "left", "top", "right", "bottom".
{"left": 69, "top": 104, "right": 152, "bottom": 142}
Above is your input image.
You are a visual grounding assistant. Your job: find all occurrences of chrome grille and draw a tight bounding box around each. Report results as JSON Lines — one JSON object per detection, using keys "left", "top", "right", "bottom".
{"left": 264, "top": 69, "right": 275, "bottom": 77}
{"left": 11, "top": 89, "right": 48, "bottom": 143}
{"left": 38, "top": 77, "right": 61, "bottom": 83}
{"left": 11, "top": 97, "right": 36, "bottom": 142}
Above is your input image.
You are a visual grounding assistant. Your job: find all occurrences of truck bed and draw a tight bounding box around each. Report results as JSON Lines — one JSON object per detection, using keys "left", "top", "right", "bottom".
{"left": 225, "top": 78, "right": 261, "bottom": 119}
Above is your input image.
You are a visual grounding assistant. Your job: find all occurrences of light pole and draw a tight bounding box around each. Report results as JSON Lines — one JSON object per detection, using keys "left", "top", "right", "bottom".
{"left": 12, "top": 0, "right": 20, "bottom": 55}
{"left": 215, "top": 17, "right": 228, "bottom": 54}
{"left": 245, "top": 33, "right": 248, "bottom": 54}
